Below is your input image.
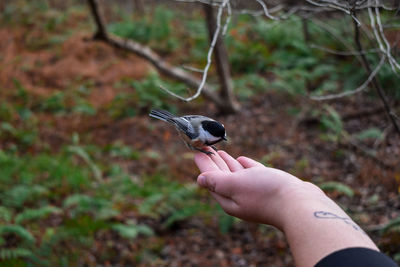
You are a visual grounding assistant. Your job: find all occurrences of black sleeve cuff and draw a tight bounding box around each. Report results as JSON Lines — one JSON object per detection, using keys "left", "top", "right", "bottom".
{"left": 315, "top": 247, "right": 398, "bottom": 267}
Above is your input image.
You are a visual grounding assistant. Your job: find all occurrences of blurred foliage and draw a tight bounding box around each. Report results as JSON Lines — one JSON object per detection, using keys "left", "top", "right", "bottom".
{"left": 108, "top": 72, "right": 186, "bottom": 119}
{"left": 319, "top": 105, "right": 344, "bottom": 142}
{"left": 0, "top": 144, "right": 217, "bottom": 265}
{"left": 353, "top": 127, "right": 384, "bottom": 141}
{"left": 1, "top": 0, "right": 87, "bottom": 50}
{"left": 382, "top": 216, "right": 400, "bottom": 234}
{"left": 109, "top": 6, "right": 179, "bottom": 53}
{"left": 318, "top": 181, "right": 355, "bottom": 197}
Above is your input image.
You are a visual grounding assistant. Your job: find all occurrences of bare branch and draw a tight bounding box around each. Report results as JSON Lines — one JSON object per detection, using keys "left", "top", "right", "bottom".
{"left": 305, "top": 0, "right": 362, "bottom": 25}
{"left": 353, "top": 12, "right": 400, "bottom": 135}
{"left": 222, "top": 1, "right": 231, "bottom": 35}
{"left": 182, "top": 65, "right": 205, "bottom": 73}
{"left": 160, "top": 0, "right": 231, "bottom": 102}
{"left": 310, "top": 55, "right": 386, "bottom": 100}
{"left": 309, "top": 44, "right": 379, "bottom": 56}
{"left": 370, "top": 4, "right": 400, "bottom": 72}
{"left": 255, "top": 0, "right": 280, "bottom": 20}
{"left": 306, "top": 17, "right": 360, "bottom": 58}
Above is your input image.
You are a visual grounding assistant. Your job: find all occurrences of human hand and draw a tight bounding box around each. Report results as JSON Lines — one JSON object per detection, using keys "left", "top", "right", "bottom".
{"left": 195, "top": 149, "right": 380, "bottom": 267}
{"left": 194, "top": 148, "right": 326, "bottom": 230}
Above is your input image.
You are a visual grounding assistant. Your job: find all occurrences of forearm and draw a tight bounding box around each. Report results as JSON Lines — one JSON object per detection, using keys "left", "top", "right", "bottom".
{"left": 193, "top": 152, "right": 380, "bottom": 266}
{"left": 280, "top": 182, "right": 378, "bottom": 267}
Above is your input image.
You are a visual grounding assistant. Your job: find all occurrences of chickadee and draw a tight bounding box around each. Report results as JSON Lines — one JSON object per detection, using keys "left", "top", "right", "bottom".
{"left": 149, "top": 109, "right": 227, "bottom": 155}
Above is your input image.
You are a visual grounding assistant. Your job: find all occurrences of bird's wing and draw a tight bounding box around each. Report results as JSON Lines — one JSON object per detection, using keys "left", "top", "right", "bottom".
{"left": 168, "top": 117, "right": 197, "bottom": 139}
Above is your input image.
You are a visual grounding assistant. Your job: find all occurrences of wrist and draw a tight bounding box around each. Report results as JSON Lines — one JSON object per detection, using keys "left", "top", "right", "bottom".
{"left": 277, "top": 181, "right": 333, "bottom": 232}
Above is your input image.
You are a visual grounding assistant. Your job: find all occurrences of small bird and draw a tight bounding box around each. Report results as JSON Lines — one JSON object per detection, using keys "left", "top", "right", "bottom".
{"left": 149, "top": 109, "right": 227, "bottom": 155}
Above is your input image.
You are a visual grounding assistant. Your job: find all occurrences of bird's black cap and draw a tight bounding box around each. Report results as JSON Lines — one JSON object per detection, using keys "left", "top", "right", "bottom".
{"left": 201, "top": 120, "right": 226, "bottom": 138}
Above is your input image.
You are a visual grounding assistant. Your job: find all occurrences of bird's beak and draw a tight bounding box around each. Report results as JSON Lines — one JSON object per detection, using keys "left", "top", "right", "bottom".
{"left": 223, "top": 136, "right": 227, "bottom": 141}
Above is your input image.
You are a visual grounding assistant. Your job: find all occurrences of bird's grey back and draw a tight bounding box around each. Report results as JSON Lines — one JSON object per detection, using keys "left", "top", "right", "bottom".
{"left": 150, "top": 109, "right": 214, "bottom": 140}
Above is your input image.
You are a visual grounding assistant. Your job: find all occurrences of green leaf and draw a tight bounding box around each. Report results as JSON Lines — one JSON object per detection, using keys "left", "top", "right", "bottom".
{"left": 162, "top": 206, "right": 200, "bottom": 228}
{"left": 321, "top": 105, "right": 343, "bottom": 135}
{"left": 318, "top": 181, "right": 354, "bottom": 197}
{"left": 138, "top": 194, "right": 164, "bottom": 216}
{"left": 381, "top": 216, "right": 400, "bottom": 234}
{"left": 0, "top": 248, "right": 34, "bottom": 260}
{"left": 67, "top": 145, "right": 102, "bottom": 181}
{"left": 0, "top": 122, "right": 16, "bottom": 135}
{"left": 0, "top": 225, "right": 35, "bottom": 244}
{"left": 111, "top": 223, "right": 153, "bottom": 239}
{"left": 218, "top": 212, "right": 235, "bottom": 234}
{"left": 353, "top": 127, "right": 383, "bottom": 141}
{"left": 15, "top": 206, "right": 61, "bottom": 224}
{"left": 0, "top": 206, "right": 12, "bottom": 223}
{"left": 63, "top": 194, "right": 118, "bottom": 220}
{"left": 2, "top": 184, "right": 49, "bottom": 208}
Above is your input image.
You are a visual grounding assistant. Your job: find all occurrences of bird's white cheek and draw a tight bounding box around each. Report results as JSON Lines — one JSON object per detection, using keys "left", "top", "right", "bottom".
{"left": 198, "top": 130, "right": 220, "bottom": 143}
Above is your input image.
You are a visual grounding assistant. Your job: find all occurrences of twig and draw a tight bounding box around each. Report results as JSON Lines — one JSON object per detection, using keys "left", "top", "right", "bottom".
{"left": 159, "top": 0, "right": 231, "bottom": 102}
{"left": 182, "top": 65, "right": 205, "bottom": 73}
{"left": 310, "top": 55, "right": 386, "bottom": 100}
{"left": 339, "top": 138, "right": 394, "bottom": 170}
{"left": 370, "top": 4, "right": 400, "bottom": 73}
{"left": 222, "top": 1, "right": 231, "bottom": 35}
{"left": 255, "top": 0, "right": 280, "bottom": 20}
{"left": 300, "top": 106, "right": 387, "bottom": 125}
{"left": 305, "top": 0, "right": 362, "bottom": 25}
{"left": 373, "top": 125, "right": 392, "bottom": 149}
{"left": 310, "top": 44, "right": 379, "bottom": 56}
{"left": 353, "top": 11, "right": 400, "bottom": 135}
{"left": 306, "top": 17, "right": 362, "bottom": 63}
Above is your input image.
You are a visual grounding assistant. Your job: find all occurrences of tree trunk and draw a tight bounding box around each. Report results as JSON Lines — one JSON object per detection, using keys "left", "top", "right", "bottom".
{"left": 203, "top": 3, "right": 240, "bottom": 114}
{"left": 87, "top": 0, "right": 108, "bottom": 39}
{"left": 302, "top": 18, "right": 310, "bottom": 44}
{"left": 133, "top": 0, "right": 145, "bottom": 15}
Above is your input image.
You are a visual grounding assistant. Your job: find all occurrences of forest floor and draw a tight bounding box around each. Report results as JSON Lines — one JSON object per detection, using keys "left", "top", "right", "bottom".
{"left": 1, "top": 3, "right": 400, "bottom": 266}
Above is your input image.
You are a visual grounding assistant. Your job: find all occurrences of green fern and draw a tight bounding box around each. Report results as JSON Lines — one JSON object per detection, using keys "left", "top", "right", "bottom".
{"left": 138, "top": 181, "right": 208, "bottom": 228}
{"left": 15, "top": 206, "right": 61, "bottom": 224}
{"left": 111, "top": 223, "right": 153, "bottom": 239}
{"left": 0, "top": 206, "right": 12, "bottom": 223}
{"left": 0, "top": 247, "right": 33, "bottom": 260}
{"left": 1, "top": 184, "right": 49, "bottom": 209}
{"left": 318, "top": 181, "right": 354, "bottom": 197}
{"left": 67, "top": 145, "right": 102, "bottom": 182}
{"left": 382, "top": 217, "right": 400, "bottom": 234}
{"left": 63, "top": 194, "right": 118, "bottom": 220}
{"left": 0, "top": 225, "right": 35, "bottom": 244}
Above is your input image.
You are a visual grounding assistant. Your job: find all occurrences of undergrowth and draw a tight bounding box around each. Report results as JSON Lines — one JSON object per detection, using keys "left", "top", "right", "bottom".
{"left": 0, "top": 144, "right": 220, "bottom": 265}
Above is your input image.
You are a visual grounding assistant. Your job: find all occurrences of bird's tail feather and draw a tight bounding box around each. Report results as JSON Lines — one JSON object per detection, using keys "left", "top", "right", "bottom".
{"left": 149, "top": 109, "right": 175, "bottom": 122}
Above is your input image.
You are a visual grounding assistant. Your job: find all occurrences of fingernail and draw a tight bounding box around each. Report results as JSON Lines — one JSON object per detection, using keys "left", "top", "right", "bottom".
{"left": 197, "top": 175, "right": 206, "bottom": 187}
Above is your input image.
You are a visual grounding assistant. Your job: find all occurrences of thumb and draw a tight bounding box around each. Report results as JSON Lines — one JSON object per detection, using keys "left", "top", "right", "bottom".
{"left": 197, "top": 171, "right": 236, "bottom": 198}
{"left": 237, "top": 156, "right": 264, "bottom": 168}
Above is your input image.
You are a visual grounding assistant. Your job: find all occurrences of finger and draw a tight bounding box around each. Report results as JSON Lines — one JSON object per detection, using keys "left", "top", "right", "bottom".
{"left": 194, "top": 152, "right": 219, "bottom": 172}
{"left": 218, "top": 150, "right": 244, "bottom": 172}
{"left": 207, "top": 148, "right": 230, "bottom": 171}
{"left": 209, "top": 191, "right": 239, "bottom": 215}
{"left": 237, "top": 156, "right": 264, "bottom": 169}
{"left": 197, "top": 171, "right": 236, "bottom": 198}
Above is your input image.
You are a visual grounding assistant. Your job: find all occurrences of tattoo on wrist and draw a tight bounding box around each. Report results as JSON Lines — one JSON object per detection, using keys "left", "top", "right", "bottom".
{"left": 314, "top": 211, "right": 366, "bottom": 234}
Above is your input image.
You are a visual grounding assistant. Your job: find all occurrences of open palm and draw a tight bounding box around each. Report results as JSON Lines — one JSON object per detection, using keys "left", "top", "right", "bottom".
{"left": 194, "top": 148, "right": 316, "bottom": 228}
